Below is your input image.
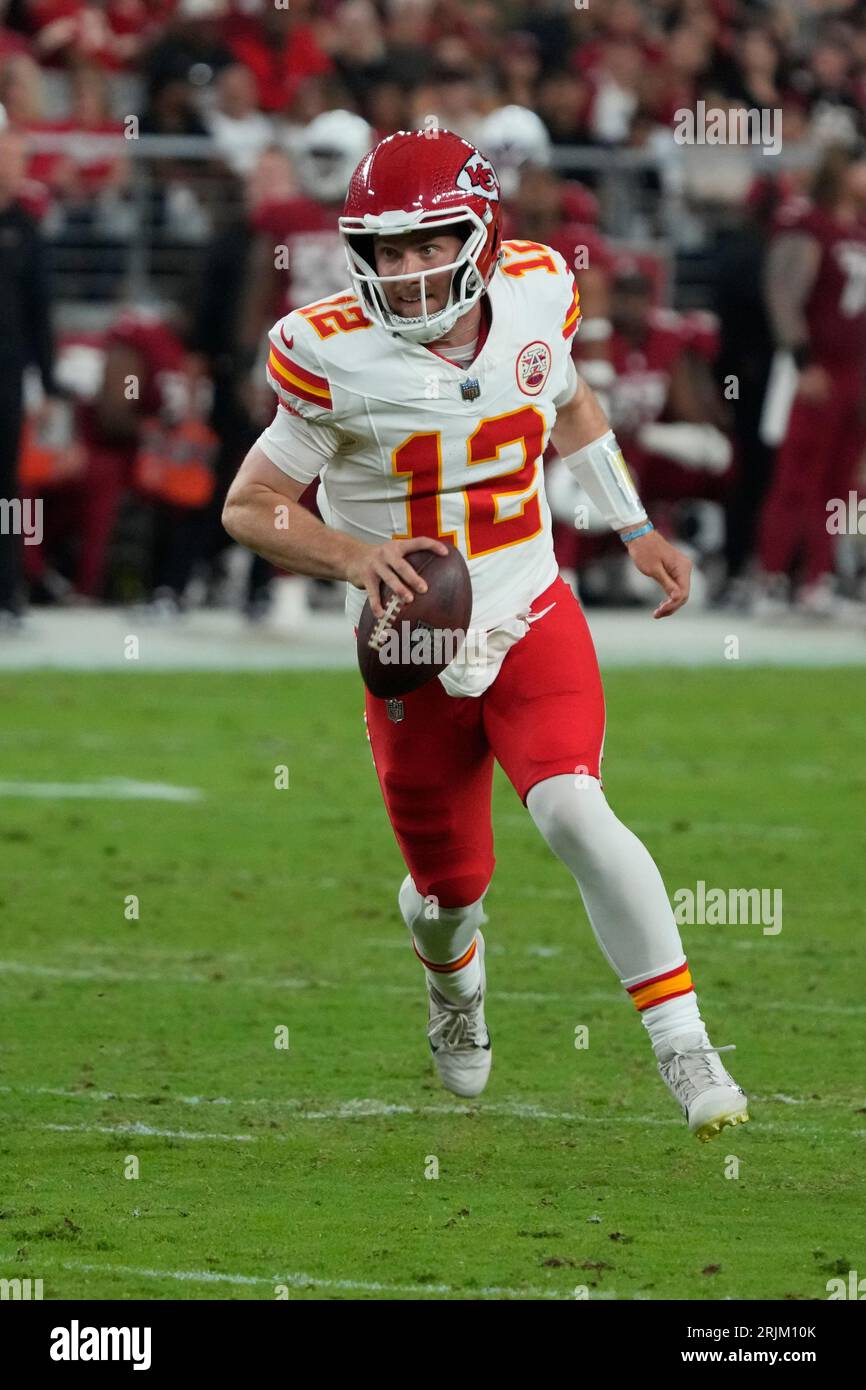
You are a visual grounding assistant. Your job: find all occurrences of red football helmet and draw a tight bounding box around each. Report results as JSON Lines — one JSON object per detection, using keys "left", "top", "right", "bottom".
{"left": 339, "top": 130, "right": 503, "bottom": 343}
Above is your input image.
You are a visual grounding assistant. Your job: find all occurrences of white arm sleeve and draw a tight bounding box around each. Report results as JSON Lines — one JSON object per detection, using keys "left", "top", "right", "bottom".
{"left": 257, "top": 403, "right": 341, "bottom": 485}
{"left": 560, "top": 430, "right": 647, "bottom": 530}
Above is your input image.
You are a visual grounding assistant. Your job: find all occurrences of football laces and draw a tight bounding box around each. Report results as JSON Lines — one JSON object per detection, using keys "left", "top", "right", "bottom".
{"left": 368, "top": 593, "right": 404, "bottom": 650}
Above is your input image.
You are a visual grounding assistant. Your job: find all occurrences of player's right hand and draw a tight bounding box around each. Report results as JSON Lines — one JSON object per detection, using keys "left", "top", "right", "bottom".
{"left": 347, "top": 537, "right": 450, "bottom": 618}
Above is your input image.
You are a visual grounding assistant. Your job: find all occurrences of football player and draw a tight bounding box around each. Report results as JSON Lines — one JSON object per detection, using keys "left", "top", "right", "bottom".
{"left": 757, "top": 142, "right": 866, "bottom": 617}
{"left": 223, "top": 131, "right": 749, "bottom": 1142}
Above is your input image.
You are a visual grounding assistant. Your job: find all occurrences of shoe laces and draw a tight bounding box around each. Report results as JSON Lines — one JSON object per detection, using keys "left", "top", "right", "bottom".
{"left": 662, "top": 1041, "right": 736, "bottom": 1093}
{"left": 428, "top": 990, "right": 487, "bottom": 1051}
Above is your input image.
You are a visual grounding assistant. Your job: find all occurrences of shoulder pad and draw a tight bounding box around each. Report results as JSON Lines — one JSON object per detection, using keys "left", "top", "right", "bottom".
{"left": 499, "top": 240, "right": 581, "bottom": 340}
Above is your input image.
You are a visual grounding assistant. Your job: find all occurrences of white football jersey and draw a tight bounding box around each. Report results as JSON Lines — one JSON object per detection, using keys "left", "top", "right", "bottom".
{"left": 259, "top": 239, "right": 582, "bottom": 630}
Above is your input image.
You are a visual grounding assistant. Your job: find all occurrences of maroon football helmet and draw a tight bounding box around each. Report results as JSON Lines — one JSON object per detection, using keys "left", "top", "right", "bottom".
{"left": 339, "top": 129, "right": 502, "bottom": 343}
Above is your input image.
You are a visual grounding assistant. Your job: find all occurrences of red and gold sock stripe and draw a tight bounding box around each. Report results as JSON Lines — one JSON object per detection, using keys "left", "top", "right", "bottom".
{"left": 267, "top": 333, "right": 333, "bottom": 411}
{"left": 627, "top": 961, "right": 693, "bottom": 1012}
{"left": 413, "top": 936, "right": 477, "bottom": 974}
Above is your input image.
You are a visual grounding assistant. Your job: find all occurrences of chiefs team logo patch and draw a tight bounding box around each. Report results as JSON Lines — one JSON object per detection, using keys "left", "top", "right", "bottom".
{"left": 516, "top": 341, "right": 552, "bottom": 396}
{"left": 455, "top": 152, "right": 500, "bottom": 201}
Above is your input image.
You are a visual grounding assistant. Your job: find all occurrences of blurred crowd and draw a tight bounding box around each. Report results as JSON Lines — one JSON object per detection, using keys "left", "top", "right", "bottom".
{"left": 1, "top": 0, "right": 866, "bottom": 628}
{"left": 7, "top": 0, "right": 866, "bottom": 158}
{"left": 6, "top": 0, "right": 866, "bottom": 227}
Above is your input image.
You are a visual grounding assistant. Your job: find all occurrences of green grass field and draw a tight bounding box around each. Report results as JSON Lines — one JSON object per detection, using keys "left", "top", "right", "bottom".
{"left": 0, "top": 667, "right": 864, "bottom": 1300}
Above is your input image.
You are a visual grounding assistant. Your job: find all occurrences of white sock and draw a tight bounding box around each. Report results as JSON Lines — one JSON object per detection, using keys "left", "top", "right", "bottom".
{"left": 398, "top": 875, "right": 484, "bottom": 1005}
{"left": 636, "top": 989, "right": 705, "bottom": 1055}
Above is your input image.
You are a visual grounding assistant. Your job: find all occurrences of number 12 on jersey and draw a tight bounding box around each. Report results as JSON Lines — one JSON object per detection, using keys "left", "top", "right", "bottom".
{"left": 392, "top": 406, "right": 546, "bottom": 558}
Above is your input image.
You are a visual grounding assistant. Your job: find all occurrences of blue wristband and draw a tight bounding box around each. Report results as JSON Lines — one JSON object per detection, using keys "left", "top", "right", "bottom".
{"left": 619, "top": 521, "right": 654, "bottom": 545}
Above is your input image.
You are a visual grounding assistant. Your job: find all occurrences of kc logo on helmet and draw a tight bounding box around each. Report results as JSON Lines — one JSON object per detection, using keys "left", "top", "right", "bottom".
{"left": 456, "top": 152, "right": 500, "bottom": 201}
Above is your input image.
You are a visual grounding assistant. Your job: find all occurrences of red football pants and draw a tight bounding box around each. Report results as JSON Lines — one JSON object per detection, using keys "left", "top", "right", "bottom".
{"left": 363, "top": 574, "right": 606, "bottom": 909}
{"left": 758, "top": 371, "right": 866, "bottom": 583}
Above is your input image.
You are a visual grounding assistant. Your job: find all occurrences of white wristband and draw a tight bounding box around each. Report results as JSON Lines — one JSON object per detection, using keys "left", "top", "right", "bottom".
{"left": 560, "top": 429, "right": 647, "bottom": 530}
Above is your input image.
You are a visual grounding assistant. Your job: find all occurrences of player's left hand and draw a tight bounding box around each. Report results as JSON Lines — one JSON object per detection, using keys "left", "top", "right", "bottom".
{"left": 626, "top": 531, "right": 692, "bottom": 618}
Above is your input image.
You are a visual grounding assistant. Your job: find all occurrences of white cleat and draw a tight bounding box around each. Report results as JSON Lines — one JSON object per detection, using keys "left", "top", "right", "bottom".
{"left": 657, "top": 1029, "right": 749, "bottom": 1142}
{"left": 426, "top": 931, "right": 492, "bottom": 1099}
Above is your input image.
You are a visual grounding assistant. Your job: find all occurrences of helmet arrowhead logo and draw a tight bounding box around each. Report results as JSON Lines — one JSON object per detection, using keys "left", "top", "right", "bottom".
{"left": 456, "top": 152, "right": 500, "bottom": 201}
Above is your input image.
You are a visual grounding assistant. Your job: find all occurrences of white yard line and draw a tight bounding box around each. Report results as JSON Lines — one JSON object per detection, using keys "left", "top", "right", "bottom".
{"left": 13, "top": 1102, "right": 861, "bottom": 1141}
{"left": 44, "top": 1121, "right": 255, "bottom": 1142}
{"left": 48, "top": 1258, "right": 583, "bottom": 1299}
{"left": 0, "top": 960, "right": 317, "bottom": 990}
{"left": 4, "top": 1083, "right": 856, "bottom": 1110}
{"left": 0, "top": 778, "right": 204, "bottom": 801}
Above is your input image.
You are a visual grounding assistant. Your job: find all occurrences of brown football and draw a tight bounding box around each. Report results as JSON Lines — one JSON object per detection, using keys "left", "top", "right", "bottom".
{"left": 357, "top": 545, "right": 473, "bottom": 698}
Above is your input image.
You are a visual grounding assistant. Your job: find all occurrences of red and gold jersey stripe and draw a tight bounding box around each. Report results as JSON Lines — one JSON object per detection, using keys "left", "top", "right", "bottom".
{"left": 562, "top": 277, "right": 582, "bottom": 340}
{"left": 627, "top": 961, "right": 693, "bottom": 1012}
{"left": 267, "top": 332, "right": 333, "bottom": 410}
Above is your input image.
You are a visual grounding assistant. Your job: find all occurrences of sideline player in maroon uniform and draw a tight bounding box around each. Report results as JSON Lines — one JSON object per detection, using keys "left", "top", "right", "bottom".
{"left": 757, "top": 144, "right": 866, "bottom": 615}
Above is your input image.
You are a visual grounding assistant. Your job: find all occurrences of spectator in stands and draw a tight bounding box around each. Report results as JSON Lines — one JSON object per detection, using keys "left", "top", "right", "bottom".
{"left": 328, "top": 0, "right": 389, "bottom": 111}
{"left": 0, "top": 3, "right": 32, "bottom": 64}
{"left": 365, "top": 77, "right": 410, "bottom": 139}
{"left": 205, "top": 62, "right": 274, "bottom": 176}
{"left": 141, "top": 72, "right": 209, "bottom": 136}
{"left": 28, "top": 0, "right": 149, "bottom": 71}
{"left": 496, "top": 31, "right": 543, "bottom": 112}
{"left": 142, "top": 0, "right": 235, "bottom": 103}
{"left": 139, "top": 65, "right": 216, "bottom": 246}
{"left": 408, "top": 44, "right": 489, "bottom": 146}
{"left": 0, "top": 127, "right": 58, "bottom": 627}
{"left": 37, "top": 66, "right": 127, "bottom": 224}
{"left": 652, "top": 23, "right": 712, "bottom": 127}
{"left": 511, "top": 0, "right": 572, "bottom": 75}
{"left": 724, "top": 24, "right": 784, "bottom": 111}
{"left": 535, "top": 69, "right": 593, "bottom": 179}
{"left": 795, "top": 33, "right": 863, "bottom": 146}
{"left": 381, "top": 0, "right": 432, "bottom": 93}
{"left": 227, "top": 5, "right": 333, "bottom": 114}
{"left": 586, "top": 37, "right": 644, "bottom": 145}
